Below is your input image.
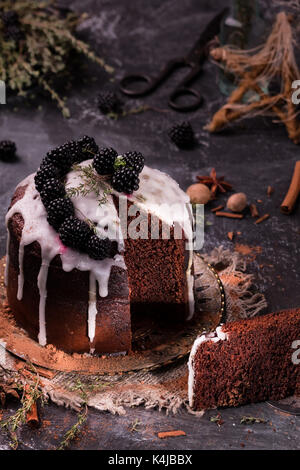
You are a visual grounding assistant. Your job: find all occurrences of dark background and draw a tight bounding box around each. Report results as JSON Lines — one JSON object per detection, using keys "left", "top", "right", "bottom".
{"left": 0, "top": 0, "right": 299, "bottom": 450}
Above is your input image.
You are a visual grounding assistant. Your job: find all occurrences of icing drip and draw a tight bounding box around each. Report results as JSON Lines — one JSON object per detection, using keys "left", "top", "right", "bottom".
{"left": 188, "top": 327, "right": 229, "bottom": 407}
{"left": 88, "top": 272, "right": 97, "bottom": 344}
{"left": 17, "top": 242, "right": 24, "bottom": 300}
{"left": 4, "top": 229, "right": 10, "bottom": 287}
{"left": 37, "top": 260, "right": 50, "bottom": 346}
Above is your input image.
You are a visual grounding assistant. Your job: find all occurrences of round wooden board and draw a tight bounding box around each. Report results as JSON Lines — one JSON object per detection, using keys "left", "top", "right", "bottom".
{"left": 0, "top": 255, "right": 223, "bottom": 376}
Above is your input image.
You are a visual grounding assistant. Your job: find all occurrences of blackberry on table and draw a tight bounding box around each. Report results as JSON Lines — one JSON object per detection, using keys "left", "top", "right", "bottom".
{"left": 59, "top": 216, "right": 92, "bottom": 251}
{"left": 87, "top": 235, "right": 112, "bottom": 260}
{"left": 168, "top": 121, "right": 194, "bottom": 148}
{"left": 34, "top": 163, "right": 60, "bottom": 192}
{"left": 1, "top": 11, "right": 19, "bottom": 25}
{"left": 112, "top": 167, "right": 140, "bottom": 194}
{"left": 97, "top": 91, "right": 121, "bottom": 115}
{"left": 93, "top": 147, "right": 118, "bottom": 175}
{"left": 78, "top": 135, "right": 99, "bottom": 159}
{"left": 123, "top": 151, "right": 144, "bottom": 173}
{"left": 40, "top": 177, "right": 66, "bottom": 207}
{"left": 2, "top": 11, "right": 24, "bottom": 43}
{"left": 0, "top": 140, "right": 16, "bottom": 161}
{"left": 46, "top": 197, "right": 74, "bottom": 231}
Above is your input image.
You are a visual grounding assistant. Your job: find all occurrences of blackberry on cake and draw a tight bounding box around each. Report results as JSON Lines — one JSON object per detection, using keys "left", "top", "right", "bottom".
{"left": 87, "top": 235, "right": 112, "bottom": 260}
{"left": 93, "top": 147, "right": 118, "bottom": 175}
{"left": 112, "top": 167, "right": 140, "bottom": 194}
{"left": 78, "top": 135, "right": 99, "bottom": 157}
{"left": 46, "top": 197, "right": 74, "bottom": 231}
{"left": 59, "top": 216, "right": 92, "bottom": 250}
{"left": 34, "top": 163, "right": 60, "bottom": 192}
{"left": 45, "top": 147, "right": 72, "bottom": 174}
{"left": 97, "top": 91, "right": 122, "bottom": 115}
{"left": 168, "top": 121, "right": 194, "bottom": 148}
{"left": 39, "top": 177, "right": 66, "bottom": 207}
{"left": 123, "top": 151, "right": 145, "bottom": 173}
{"left": 0, "top": 140, "right": 17, "bottom": 161}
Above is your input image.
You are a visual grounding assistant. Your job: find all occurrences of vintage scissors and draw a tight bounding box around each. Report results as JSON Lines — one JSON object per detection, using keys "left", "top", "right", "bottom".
{"left": 120, "top": 8, "right": 228, "bottom": 112}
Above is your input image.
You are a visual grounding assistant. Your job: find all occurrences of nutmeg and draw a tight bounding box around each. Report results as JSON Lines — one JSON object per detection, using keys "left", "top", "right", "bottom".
{"left": 186, "top": 183, "right": 211, "bottom": 204}
{"left": 226, "top": 192, "right": 247, "bottom": 212}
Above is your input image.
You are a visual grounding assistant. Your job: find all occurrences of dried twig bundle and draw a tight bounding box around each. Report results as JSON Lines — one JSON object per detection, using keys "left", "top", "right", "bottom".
{"left": 206, "top": 12, "right": 300, "bottom": 143}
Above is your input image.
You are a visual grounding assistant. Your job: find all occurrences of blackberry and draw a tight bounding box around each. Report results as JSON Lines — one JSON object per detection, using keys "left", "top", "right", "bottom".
{"left": 0, "top": 140, "right": 16, "bottom": 161}
{"left": 34, "top": 163, "right": 59, "bottom": 192}
{"left": 45, "top": 147, "right": 72, "bottom": 174}
{"left": 59, "top": 216, "right": 92, "bottom": 251}
{"left": 123, "top": 151, "right": 144, "bottom": 173}
{"left": 40, "top": 177, "right": 65, "bottom": 207}
{"left": 78, "top": 135, "right": 99, "bottom": 160}
{"left": 46, "top": 197, "right": 74, "bottom": 231}
{"left": 4, "top": 24, "right": 24, "bottom": 42}
{"left": 87, "top": 235, "right": 112, "bottom": 260}
{"left": 60, "top": 140, "right": 82, "bottom": 165}
{"left": 112, "top": 167, "right": 140, "bottom": 194}
{"left": 2, "top": 11, "right": 24, "bottom": 43}
{"left": 93, "top": 147, "right": 118, "bottom": 175}
{"left": 168, "top": 121, "right": 194, "bottom": 148}
{"left": 1, "top": 11, "right": 19, "bottom": 25}
{"left": 97, "top": 91, "right": 121, "bottom": 115}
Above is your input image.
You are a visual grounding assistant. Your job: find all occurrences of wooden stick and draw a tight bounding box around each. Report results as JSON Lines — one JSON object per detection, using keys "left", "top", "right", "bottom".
{"left": 249, "top": 203, "right": 259, "bottom": 217}
{"left": 215, "top": 211, "right": 243, "bottom": 219}
{"left": 255, "top": 214, "right": 270, "bottom": 224}
{"left": 158, "top": 430, "right": 186, "bottom": 439}
{"left": 280, "top": 161, "right": 300, "bottom": 214}
{"left": 211, "top": 204, "right": 224, "bottom": 212}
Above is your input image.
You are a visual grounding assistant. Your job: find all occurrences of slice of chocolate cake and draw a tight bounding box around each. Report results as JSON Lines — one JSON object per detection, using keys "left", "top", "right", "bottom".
{"left": 188, "top": 309, "right": 300, "bottom": 410}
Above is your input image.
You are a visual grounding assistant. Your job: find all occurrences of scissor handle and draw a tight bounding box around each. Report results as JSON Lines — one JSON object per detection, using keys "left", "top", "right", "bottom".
{"left": 120, "top": 59, "right": 185, "bottom": 97}
{"left": 120, "top": 74, "right": 154, "bottom": 97}
{"left": 169, "top": 87, "right": 203, "bottom": 112}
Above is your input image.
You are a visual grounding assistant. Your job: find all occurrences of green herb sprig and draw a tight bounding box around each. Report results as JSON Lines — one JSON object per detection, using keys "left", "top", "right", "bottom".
{"left": 0, "top": 0, "right": 113, "bottom": 117}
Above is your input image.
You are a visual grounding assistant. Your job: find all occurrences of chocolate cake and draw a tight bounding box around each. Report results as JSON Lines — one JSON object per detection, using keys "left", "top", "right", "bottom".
{"left": 188, "top": 309, "right": 300, "bottom": 410}
{"left": 5, "top": 138, "right": 194, "bottom": 355}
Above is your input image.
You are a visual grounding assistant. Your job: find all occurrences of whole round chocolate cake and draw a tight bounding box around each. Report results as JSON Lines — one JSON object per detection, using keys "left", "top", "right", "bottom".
{"left": 5, "top": 136, "right": 194, "bottom": 354}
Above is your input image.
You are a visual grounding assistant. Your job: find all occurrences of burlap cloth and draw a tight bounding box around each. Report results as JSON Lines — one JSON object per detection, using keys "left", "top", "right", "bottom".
{"left": 0, "top": 246, "right": 267, "bottom": 415}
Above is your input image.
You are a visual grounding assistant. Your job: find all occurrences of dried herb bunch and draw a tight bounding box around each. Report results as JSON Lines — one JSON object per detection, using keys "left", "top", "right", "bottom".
{"left": 0, "top": 0, "right": 113, "bottom": 116}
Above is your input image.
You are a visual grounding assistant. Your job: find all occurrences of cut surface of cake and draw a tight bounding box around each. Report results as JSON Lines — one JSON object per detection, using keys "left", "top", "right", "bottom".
{"left": 5, "top": 138, "right": 194, "bottom": 354}
{"left": 188, "top": 309, "right": 300, "bottom": 410}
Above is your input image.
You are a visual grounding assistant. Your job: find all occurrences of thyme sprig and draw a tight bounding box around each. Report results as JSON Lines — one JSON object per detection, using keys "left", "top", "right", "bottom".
{"left": 65, "top": 163, "right": 113, "bottom": 206}
{"left": 57, "top": 405, "right": 88, "bottom": 451}
{"left": 0, "top": 0, "right": 113, "bottom": 117}
{"left": 0, "top": 377, "right": 44, "bottom": 449}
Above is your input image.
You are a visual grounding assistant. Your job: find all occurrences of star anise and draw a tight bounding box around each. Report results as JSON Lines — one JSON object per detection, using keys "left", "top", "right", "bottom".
{"left": 197, "top": 168, "right": 232, "bottom": 197}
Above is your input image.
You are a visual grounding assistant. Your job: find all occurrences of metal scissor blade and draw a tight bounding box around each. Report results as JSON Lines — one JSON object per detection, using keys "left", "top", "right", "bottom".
{"left": 186, "top": 7, "right": 229, "bottom": 62}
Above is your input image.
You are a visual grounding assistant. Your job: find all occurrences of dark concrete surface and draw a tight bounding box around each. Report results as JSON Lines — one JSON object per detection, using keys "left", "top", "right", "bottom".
{"left": 0, "top": 0, "right": 299, "bottom": 450}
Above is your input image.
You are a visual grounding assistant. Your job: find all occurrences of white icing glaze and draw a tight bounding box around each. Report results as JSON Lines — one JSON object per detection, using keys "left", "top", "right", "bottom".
{"left": 188, "top": 326, "right": 228, "bottom": 408}
{"left": 5, "top": 161, "right": 194, "bottom": 348}
{"left": 4, "top": 229, "right": 10, "bottom": 286}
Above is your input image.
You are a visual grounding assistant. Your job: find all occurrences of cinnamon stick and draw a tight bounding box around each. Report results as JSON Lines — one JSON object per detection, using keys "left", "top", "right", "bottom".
{"left": 255, "top": 213, "right": 270, "bottom": 224}
{"left": 250, "top": 203, "right": 259, "bottom": 217}
{"left": 24, "top": 385, "right": 39, "bottom": 428}
{"left": 211, "top": 204, "right": 224, "bottom": 212}
{"left": 267, "top": 186, "right": 274, "bottom": 196}
{"left": 215, "top": 211, "right": 243, "bottom": 219}
{"left": 227, "top": 231, "right": 234, "bottom": 241}
{"left": 280, "top": 161, "right": 300, "bottom": 214}
{"left": 158, "top": 430, "right": 186, "bottom": 439}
